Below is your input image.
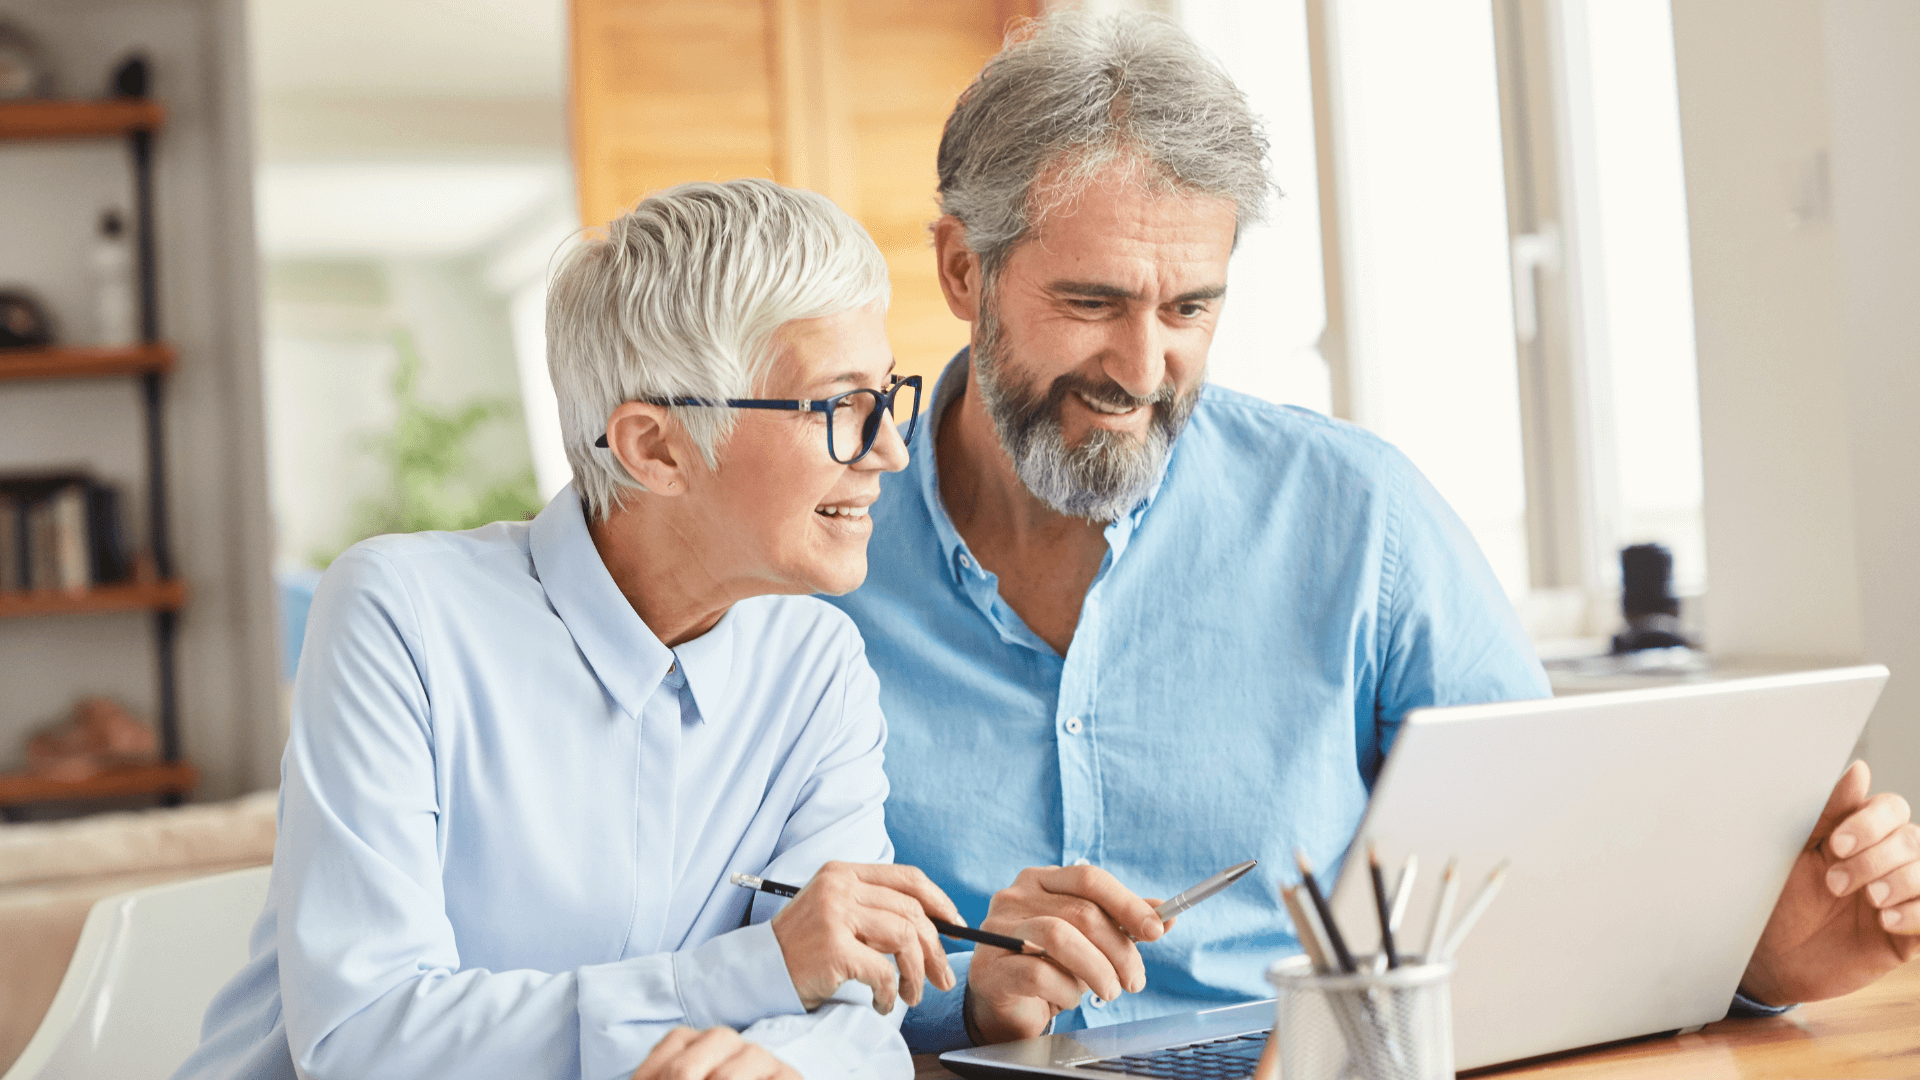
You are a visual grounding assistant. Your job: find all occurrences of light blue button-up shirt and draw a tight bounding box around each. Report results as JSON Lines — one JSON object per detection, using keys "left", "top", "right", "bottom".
{"left": 175, "top": 486, "right": 911, "bottom": 1080}
{"left": 824, "top": 355, "right": 1551, "bottom": 1050}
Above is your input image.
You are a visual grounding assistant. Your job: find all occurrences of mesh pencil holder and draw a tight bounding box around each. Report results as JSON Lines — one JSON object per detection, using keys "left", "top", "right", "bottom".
{"left": 1265, "top": 954, "right": 1454, "bottom": 1080}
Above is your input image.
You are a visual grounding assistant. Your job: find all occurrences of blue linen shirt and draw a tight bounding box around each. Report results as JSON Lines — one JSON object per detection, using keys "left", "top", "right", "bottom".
{"left": 175, "top": 486, "right": 911, "bottom": 1080}
{"left": 823, "top": 354, "right": 1553, "bottom": 1051}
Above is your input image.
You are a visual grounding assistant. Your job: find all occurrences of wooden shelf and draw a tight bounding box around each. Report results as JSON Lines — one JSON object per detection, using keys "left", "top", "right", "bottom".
{"left": 0, "top": 99, "right": 166, "bottom": 141}
{"left": 0, "top": 579, "right": 187, "bottom": 619}
{"left": 0, "top": 344, "right": 175, "bottom": 382}
{"left": 0, "top": 760, "right": 198, "bottom": 808}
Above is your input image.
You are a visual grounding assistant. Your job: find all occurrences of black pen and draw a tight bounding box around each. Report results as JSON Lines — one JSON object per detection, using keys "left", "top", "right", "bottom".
{"left": 1367, "top": 843, "right": 1400, "bottom": 969}
{"left": 730, "top": 873, "right": 1049, "bottom": 958}
{"left": 1293, "top": 849, "right": 1356, "bottom": 973}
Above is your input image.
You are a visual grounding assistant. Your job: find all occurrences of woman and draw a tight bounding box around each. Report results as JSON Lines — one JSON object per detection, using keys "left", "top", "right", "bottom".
{"left": 175, "top": 180, "right": 957, "bottom": 1080}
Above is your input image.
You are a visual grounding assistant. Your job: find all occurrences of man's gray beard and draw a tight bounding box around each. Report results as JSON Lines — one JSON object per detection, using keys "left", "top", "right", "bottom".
{"left": 971, "top": 296, "right": 1200, "bottom": 524}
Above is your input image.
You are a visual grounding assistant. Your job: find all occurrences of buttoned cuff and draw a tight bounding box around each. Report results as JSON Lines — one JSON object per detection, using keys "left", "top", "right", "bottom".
{"left": 674, "top": 920, "right": 808, "bottom": 1029}
{"left": 1726, "top": 989, "right": 1796, "bottom": 1019}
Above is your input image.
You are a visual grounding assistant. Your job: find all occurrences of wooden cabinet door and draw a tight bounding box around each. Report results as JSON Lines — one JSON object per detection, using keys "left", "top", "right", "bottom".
{"left": 571, "top": 0, "right": 1038, "bottom": 383}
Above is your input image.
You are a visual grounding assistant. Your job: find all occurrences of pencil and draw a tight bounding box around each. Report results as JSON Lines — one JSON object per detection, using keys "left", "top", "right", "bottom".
{"left": 1437, "top": 861, "right": 1508, "bottom": 960}
{"left": 1422, "top": 858, "right": 1459, "bottom": 961}
{"left": 1388, "top": 853, "right": 1418, "bottom": 935}
{"left": 1293, "top": 849, "right": 1356, "bottom": 973}
{"left": 728, "top": 873, "right": 1048, "bottom": 958}
{"left": 1368, "top": 844, "right": 1400, "bottom": 969}
{"left": 1281, "top": 885, "right": 1333, "bottom": 974}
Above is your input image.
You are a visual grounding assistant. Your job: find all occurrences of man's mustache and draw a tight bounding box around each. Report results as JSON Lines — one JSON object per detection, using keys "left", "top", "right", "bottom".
{"left": 1037, "top": 372, "right": 1180, "bottom": 416}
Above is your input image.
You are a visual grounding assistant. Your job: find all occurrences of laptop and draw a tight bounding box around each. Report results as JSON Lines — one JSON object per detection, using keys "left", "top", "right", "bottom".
{"left": 940, "top": 665, "right": 1888, "bottom": 1078}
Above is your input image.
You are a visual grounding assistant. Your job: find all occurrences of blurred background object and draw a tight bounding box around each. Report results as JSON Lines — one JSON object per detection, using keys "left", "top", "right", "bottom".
{"left": 0, "top": 17, "right": 53, "bottom": 99}
{"left": 26, "top": 698, "right": 157, "bottom": 783}
{"left": 1612, "top": 543, "right": 1691, "bottom": 655}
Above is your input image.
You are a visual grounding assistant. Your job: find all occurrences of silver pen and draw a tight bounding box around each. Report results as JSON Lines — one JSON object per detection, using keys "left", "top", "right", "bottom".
{"left": 1154, "top": 859, "right": 1259, "bottom": 920}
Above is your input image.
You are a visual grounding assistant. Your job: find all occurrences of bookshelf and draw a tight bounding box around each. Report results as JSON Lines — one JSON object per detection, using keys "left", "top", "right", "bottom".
{"left": 0, "top": 343, "right": 176, "bottom": 382}
{"left": 0, "top": 95, "right": 192, "bottom": 813}
{"left": 0, "top": 578, "right": 187, "bottom": 619}
{"left": 0, "top": 761, "right": 197, "bottom": 809}
{"left": 0, "top": 99, "right": 164, "bottom": 140}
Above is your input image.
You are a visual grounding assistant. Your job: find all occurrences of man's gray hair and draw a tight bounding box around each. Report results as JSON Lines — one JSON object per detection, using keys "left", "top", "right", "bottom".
{"left": 937, "top": 10, "right": 1274, "bottom": 278}
{"left": 547, "top": 179, "right": 889, "bottom": 519}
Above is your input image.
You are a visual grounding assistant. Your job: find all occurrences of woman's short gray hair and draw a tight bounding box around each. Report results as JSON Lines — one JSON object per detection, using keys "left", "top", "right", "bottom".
{"left": 937, "top": 10, "right": 1274, "bottom": 278}
{"left": 547, "top": 179, "right": 889, "bottom": 519}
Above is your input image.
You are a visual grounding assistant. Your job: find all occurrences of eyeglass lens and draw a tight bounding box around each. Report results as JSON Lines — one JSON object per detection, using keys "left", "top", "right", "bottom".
{"left": 827, "top": 379, "right": 921, "bottom": 464}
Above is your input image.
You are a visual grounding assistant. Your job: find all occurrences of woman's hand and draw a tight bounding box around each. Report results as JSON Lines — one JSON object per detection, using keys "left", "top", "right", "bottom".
{"left": 631, "top": 1027, "right": 799, "bottom": 1080}
{"left": 769, "top": 861, "right": 963, "bottom": 1013}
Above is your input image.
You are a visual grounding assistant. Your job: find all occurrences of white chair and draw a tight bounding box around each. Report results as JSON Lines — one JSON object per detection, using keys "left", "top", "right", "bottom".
{"left": 2, "top": 865, "right": 270, "bottom": 1080}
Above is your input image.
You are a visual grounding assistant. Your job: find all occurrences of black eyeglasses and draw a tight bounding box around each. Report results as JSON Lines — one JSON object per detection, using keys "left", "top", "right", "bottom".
{"left": 595, "top": 374, "right": 922, "bottom": 465}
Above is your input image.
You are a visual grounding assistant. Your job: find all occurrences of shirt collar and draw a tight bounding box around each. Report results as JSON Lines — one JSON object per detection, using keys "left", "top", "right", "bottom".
{"left": 914, "top": 349, "right": 1178, "bottom": 580}
{"left": 667, "top": 604, "right": 735, "bottom": 724}
{"left": 529, "top": 483, "right": 730, "bottom": 723}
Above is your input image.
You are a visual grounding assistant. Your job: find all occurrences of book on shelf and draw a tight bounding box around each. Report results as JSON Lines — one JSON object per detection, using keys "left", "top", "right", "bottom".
{"left": 0, "top": 471, "right": 136, "bottom": 594}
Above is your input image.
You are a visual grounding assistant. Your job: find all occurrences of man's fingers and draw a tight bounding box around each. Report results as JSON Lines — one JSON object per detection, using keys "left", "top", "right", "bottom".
{"left": 1021, "top": 915, "right": 1129, "bottom": 1002}
{"left": 1879, "top": 896, "right": 1920, "bottom": 935}
{"left": 847, "top": 862, "right": 967, "bottom": 926}
{"left": 1828, "top": 791, "right": 1912, "bottom": 862}
{"left": 1030, "top": 864, "right": 1166, "bottom": 942}
{"left": 992, "top": 951, "right": 1092, "bottom": 1013}
{"left": 1141, "top": 899, "right": 1178, "bottom": 936}
{"left": 1864, "top": 860, "right": 1920, "bottom": 911}
{"left": 1829, "top": 820, "right": 1920, "bottom": 898}
{"left": 1030, "top": 892, "right": 1147, "bottom": 994}
{"left": 1813, "top": 760, "right": 1874, "bottom": 853}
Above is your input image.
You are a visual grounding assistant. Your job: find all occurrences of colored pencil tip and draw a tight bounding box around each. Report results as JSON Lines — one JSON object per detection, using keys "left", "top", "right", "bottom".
{"left": 1294, "top": 848, "right": 1314, "bottom": 877}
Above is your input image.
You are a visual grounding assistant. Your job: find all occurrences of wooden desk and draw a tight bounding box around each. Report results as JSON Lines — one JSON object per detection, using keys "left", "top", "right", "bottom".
{"left": 913, "top": 961, "right": 1920, "bottom": 1080}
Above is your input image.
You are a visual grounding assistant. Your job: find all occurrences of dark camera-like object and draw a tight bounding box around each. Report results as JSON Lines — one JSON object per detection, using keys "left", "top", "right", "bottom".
{"left": 0, "top": 289, "right": 55, "bottom": 348}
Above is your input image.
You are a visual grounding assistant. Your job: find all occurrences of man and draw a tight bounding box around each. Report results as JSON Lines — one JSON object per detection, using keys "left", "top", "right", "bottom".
{"left": 823, "top": 11, "right": 1920, "bottom": 1053}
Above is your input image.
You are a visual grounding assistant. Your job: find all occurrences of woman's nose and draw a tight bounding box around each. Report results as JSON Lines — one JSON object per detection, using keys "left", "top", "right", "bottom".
{"left": 858, "top": 412, "right": 911, "bottom": 473}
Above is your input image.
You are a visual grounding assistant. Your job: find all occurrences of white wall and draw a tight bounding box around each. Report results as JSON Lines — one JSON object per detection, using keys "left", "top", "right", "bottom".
{"left": 0, "top": 0, "right": 280, "bottom": 796}
{"left": 1672, "top": 0, "right": 1920, "bottom": 797}
{"left": 1670, "top": 0, "right": 1863, "bottom": 660}
{"left": 1823, "top": 0, "right": 1920, "bottom": 798}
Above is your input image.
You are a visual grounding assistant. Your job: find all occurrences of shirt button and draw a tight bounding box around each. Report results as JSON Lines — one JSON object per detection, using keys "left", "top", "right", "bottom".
{"left": 1088, "top": 994, "right": 1108, "bottom": 1009}
{"left": 959, "top": 553, "right": 973, "bottom": 569}
{"left": 1072, "top": 857, "right": 1091, "bottom": 867}
{"left": 1063, "top": 716, "right": 1083, "bottom": 735}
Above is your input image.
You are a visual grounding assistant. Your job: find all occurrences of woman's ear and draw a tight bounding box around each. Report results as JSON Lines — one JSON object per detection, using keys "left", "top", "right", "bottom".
{"left": 932, "top": 216, "right": 983, "bottom": 323}
{"left": 603, "top": 402, "right": 689, "bottom": 496}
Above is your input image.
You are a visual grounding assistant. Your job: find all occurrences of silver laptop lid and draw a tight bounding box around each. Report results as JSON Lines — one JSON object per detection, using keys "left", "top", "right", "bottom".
{"left": 1330, "top": 665, "right": 1887, "bottom": 1069}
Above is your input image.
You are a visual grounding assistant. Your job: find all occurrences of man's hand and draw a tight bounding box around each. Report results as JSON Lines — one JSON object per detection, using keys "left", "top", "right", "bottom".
{"left": 964, "top": 865, "right": 1172, "bottom": 1044}
{"left": 1742, "top": 760, "right": 1920, "bottom": 1005}
{"left": 769, "top": 861, "right": 961, "bottom": 1014}
{"left": 631, "top": 1027, "right": 799, "bottom": 1080}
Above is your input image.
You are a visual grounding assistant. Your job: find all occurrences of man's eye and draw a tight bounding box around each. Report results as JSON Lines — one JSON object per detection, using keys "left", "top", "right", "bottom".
{"left": 1175, "top": 302, "right": 1209, "bottom": 317}
{"left": 1068, "top": 299, "right": 1109, "bottom": 311}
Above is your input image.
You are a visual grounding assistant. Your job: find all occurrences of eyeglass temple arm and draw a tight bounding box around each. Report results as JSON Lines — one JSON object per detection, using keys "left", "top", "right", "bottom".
{"left": 595, "top": 379, "right": 914, "bottom": 446}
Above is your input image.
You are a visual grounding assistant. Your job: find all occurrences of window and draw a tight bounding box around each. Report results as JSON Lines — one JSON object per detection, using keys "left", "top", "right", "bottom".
{"left": 1185, "top": 0, "right": 1710, "bottom": 643}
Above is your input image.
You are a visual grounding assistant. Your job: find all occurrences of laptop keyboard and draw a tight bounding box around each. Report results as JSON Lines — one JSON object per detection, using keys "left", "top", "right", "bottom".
{"left": 1076, "top": 1031, "right": 1271, "bottom": 1078}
